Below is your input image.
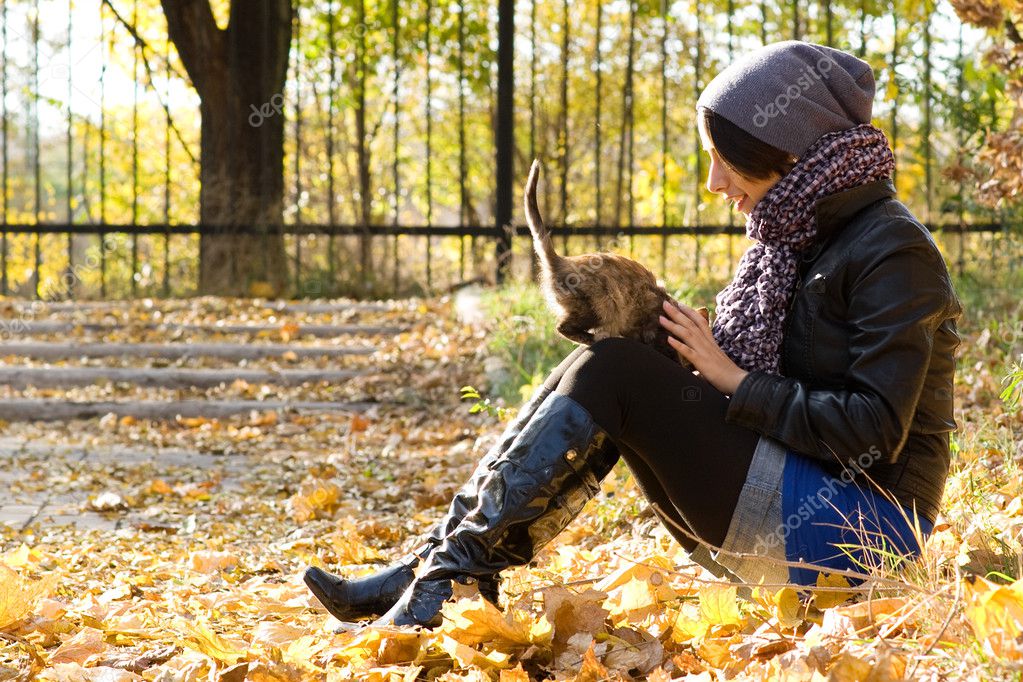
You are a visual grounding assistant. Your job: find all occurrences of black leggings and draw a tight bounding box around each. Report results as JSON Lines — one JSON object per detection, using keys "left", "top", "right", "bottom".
{"left": 542, "top": 338, "right": 760, "bottom": 550}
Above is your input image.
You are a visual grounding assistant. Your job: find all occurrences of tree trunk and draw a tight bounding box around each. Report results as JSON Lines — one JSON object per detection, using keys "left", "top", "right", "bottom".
{"left": 160, "top": 0, "right": 292, "bottom": 296}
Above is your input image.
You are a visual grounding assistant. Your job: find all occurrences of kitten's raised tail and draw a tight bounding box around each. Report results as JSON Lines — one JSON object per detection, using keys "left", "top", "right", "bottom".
{"left": 524, "top": 159, "right": 561, "bottom": 271}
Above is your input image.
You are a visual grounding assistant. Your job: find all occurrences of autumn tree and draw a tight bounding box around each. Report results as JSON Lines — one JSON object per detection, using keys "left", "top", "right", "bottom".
{"left": 160, "top": 0, "right": 291, "bottom": 296}
{"left": 950, "top": 0, "right": 1023, "bottom": 207}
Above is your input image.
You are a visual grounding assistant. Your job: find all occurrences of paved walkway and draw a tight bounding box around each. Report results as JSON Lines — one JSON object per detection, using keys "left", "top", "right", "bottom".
{"left": 0, "top": 298, "right": 407, "bottom": 531}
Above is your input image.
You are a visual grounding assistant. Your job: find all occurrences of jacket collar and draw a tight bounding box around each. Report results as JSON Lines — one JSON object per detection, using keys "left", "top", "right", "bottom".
{"left": 812, "top": 178, "right": 896, "bottom": 247}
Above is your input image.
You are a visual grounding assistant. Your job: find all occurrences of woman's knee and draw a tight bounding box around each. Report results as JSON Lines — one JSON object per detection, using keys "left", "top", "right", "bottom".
{"left": 582, "top": 336, "right": 663, "bottom": 368}
{"left": 576, "top": 337, "right": 677, "bottom": 377}
{"left": 557, "top": 337, "right": 674, "bottom": 395}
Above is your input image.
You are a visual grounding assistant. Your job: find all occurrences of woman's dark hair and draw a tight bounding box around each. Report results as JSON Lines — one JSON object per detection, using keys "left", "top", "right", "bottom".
{"left": 700, "top": 108, "right": 796, "bottom": 180}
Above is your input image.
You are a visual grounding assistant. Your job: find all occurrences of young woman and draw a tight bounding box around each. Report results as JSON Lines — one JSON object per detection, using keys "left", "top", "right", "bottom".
{"left": 305, "top": 41, "right": 961, "bottom": 626}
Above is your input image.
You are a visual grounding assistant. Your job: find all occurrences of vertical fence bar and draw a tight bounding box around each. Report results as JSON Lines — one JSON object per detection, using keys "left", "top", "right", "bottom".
{"left": 100, "top": 0, "right": 108, "bottom": 298}
{"left": 626, "top": 2, "right": 636, "bottom": 256}
{"left": 32, "top": 0, "right": 41, "bottom": 299}
{"left": 424, "top": 0, "right": 433, "bottom": 289}
{"left": 559, "top": 0, "right": 569, "bottom": 252}
{"left": 989, "top": 79, "right": 1002, "bottom": 270}
{"left": 922, "top": 0, "right": 932, "bottom": 225}
{"left": 356, "top": 0, "right": 370, "bottom": 291}
{"left": 760, "top": 1, "right": 767, "bottom": 44}
{"left": 326, "top": 0, "right": 337, "bottom": 289}
{"left": 823, "top": 0, "right": 833, "bottom": 46}
{"left": 494, "top": 0, "right": 514, "bottom": 283}
{"left": 529, "top": 0, "right": 539, "bottom": 276}
{"left": 391, "top": 0, "right": 400, "bottom": 292}
{"left": 659, "top": 0, "right": 668, "bottom": 279}
{"left": 163, "top": 32, "right": 171, "bottom": 297}
{"left": 2, "top": 0, "right": 9, "bottom": 296}
{"left": 791, "top": 0, "right": 800, "bottom": 40}
{"left": 292, "top": 3, "right": 302, "bottom": 293}
{"left": 66, "top": 0, "right": 74, "bottom": 298}
{"left": 726, "top": 0, "right": 735, "bottom": 272}
{"left": 457, "top": 0, "right": 466, "bottom": 280}
{"left": 889, "top": 8, "right": 899, "bottom": 189}
{"left": 31, "top": 0, "right": 41, "bottom": 298}
{"left": 615, "top": 0, "right": 636, "bottom": 254}
{"left": 593, "top": 0, "right": 602, "bottom": 251}
{"left": 858, "top": 0, "right": 866, "bottom": 56}
{"left": 130, "top": 0, "right": 139, "bottom": 296}
{"left": 956, "top": 22, "right": 965, "bottom": 277}
{"left": 693, "top": 0, "right": 702, "bottom": 273}
{"left": 529, "top": 0, "right": 536, "bottom": 171}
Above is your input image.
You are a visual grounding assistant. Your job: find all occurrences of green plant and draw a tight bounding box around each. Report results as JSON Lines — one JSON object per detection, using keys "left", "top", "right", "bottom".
{"left": 1001, "top": 357, "right": 1023, "bottom": 411}
{"left": 479, "top": 283, "right": 575, "bottom": 403}
{"left": 459, "top": 385, "right": 509, "bottom": 421}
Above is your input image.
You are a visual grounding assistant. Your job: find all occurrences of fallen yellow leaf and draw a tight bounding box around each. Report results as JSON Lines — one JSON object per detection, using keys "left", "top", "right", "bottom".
{"left": 0, "top": 564, "right": 55, "bottom": 631}
{"left": 963, "top": 575, "right": 1023, "bottom": 660}
{"left": 813, "top": 572, "right": 855, "bottom": 610}
{"left": 698, "top": 583, "right": 744, "bottom": 632}
{"left": 48, "top": 627, "right": 109, "bottom": 666}
{"left": 174, "top": 618, "right": 247, "bottom": 664}
{"left": 440, "top": 597, "right": 534, "bottom": 648}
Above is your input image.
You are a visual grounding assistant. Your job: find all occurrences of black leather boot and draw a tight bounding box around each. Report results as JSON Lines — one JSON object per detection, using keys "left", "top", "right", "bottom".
{"left": 304, "top": 382, "right": 591, "bottom": 621}
{"left": 377, "top": 393, "right": 616, "bottom": 627}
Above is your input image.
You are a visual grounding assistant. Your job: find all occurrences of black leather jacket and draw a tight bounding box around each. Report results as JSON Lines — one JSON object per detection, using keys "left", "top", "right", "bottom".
{"left": 726, "top": 179, "right": 961, "bottom": 525}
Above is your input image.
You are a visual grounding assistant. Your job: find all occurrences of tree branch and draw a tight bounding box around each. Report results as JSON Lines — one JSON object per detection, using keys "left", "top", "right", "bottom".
{"left": 159, "top": 0, "right": 225, "bottom": 96}
{"left": 99, "top": 0, "right": 199, "bottom": 167}
{"left": 1005, "top": 17, "right": 1022, "bottom": 45}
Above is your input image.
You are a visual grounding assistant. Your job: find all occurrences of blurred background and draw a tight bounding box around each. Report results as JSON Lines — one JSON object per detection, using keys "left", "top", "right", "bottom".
{"left": 0, "top": 0, "right": 1018, "bottom": 299}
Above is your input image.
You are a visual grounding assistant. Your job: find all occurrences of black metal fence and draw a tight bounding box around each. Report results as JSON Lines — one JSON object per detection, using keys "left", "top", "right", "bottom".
{"left": 0, "top": 0, "right": 1014, "bottom": 299}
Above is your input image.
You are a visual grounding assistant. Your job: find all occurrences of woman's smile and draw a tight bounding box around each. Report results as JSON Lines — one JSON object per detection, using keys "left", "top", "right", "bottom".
{"left": 726, "top": 193, "right": 747, "bottom": 212}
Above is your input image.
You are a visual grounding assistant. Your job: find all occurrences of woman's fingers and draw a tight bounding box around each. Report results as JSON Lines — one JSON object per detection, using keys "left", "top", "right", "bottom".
{"left": 660, "top": 301, "right": 710, "bottom": 342}
{"left": 680, "top": 305, "right": 710, "bottom": 328}
{"left": 658, "top": 313, "right": 689, "bottom": 338}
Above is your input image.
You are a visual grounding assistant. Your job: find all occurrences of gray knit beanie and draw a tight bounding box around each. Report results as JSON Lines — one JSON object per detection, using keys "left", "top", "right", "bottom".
{"left": 697, "top": 41, "right": 876, "bottom": 158}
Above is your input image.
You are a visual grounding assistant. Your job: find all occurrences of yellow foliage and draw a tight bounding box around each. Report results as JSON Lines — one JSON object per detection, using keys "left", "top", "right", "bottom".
{"left": 0, "top": 564, "right": 56, "bottom": 632}
{"left": 963, "top": 575, "right": 1023, "bottom": 660}
{"left": 698, "top": 584, "right": 744, "bottom": 632}
{"left": 287, "top": 479, "right": 343, "bottom": 523}
{"left": 440, "top": 597, "right": 535, "bottom": 648}
{"left": 755, "top": 585, "right": 806, "bottom": 633}
{"left": 173, "top": 618, "right": 247, "bottom": 664}
{"left": 813, "top": 572, "right": 855, "bottom": 610}
{"left": 1, "top": 544, "right": 41, "bottom": 569}
{"left": 435, "top": 634, "right": 511, "bottom": 670}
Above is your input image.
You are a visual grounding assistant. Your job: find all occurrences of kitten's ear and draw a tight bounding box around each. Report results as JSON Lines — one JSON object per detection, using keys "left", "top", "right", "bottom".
{"left": 697, "top": 307, "right": 710, "bottom": 323}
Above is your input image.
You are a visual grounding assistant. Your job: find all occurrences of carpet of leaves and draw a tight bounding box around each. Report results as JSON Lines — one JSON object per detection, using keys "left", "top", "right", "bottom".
{"left": 0, "top": 290, "right": 1020, "bottom": 681}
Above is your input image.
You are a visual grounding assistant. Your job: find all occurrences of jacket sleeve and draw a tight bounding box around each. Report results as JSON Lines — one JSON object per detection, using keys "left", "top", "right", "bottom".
{"left": 725, "top": 230, "right": 957, "bottom": 467}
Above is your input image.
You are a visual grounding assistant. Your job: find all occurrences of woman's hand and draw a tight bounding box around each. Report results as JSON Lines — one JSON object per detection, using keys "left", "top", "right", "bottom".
{"left": 659, "top": 300, "right": 748, "bottom": 396}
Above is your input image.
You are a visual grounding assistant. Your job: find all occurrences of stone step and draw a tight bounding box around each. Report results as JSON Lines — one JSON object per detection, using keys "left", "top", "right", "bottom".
{"left": 0, "top": 341, "right": 375, "bottom": 361}
{"left": 0, "top": 366, "right": 363, "bottom": 389}
{"left": 0, "top": 398, "right": 376, "bottom": 421}
{"left": 0, "top": 321, "right": 405, "bottom": 338}
{"left": 6, "top": 299, "right": 393, "bottom": 314}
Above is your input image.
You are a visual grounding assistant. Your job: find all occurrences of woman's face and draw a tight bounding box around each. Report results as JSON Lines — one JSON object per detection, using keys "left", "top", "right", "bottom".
{"left": 698, "top": 118, "right": 782, "bottom": 215}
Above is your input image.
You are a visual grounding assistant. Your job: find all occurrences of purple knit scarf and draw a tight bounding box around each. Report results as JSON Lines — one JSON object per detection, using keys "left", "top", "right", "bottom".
{"left": 711, "top": 124, "right": 895, "bottom": 375}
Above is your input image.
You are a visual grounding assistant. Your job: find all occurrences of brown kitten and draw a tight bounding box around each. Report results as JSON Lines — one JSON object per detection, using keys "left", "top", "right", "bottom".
{"left": 524, "top": 159, "right": 702, "bottom": 362}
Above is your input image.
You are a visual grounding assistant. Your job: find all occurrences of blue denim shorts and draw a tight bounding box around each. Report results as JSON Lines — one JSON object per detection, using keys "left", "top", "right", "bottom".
{"left": 708, "top": 437, "right": 932, "bottom": 588}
